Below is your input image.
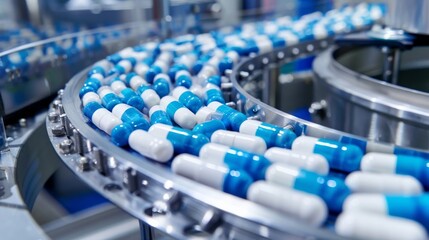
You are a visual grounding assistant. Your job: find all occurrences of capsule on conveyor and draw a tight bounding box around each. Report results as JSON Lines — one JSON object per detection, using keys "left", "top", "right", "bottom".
{"left": 199, "top": 143, "right": 271, "bottom": 180}
{"left": 171, "top": 153, "right": 253, "bottom": 198}
{"left": 204, "top": 83, "right": 225, "bottom": 105}
{"left": 88, "top": 59, "right": 112, "bottom": 77}
{"left": 149, "top": 123, "right": 209, "bottom": 156}
{"left": 292, "top": 136, "right": 363, "bottom": 172}
{"left": 136, "top": 85, "right": 160, "bottom": 109}
{"left": 128, "top": 129, "right": 174, "bottom": 163}
{"left": 211, "top": 130, "right": 267, "bottom": 154}
{"left": 345, "top": 172, "right": 423, "bottom": 194}
{"left": 111, "top": 103, "right": 150, "bottom": 131}
{"left": 81, "top": 91, "right": 101, "bottom": 107}
{"left": 110, "top": 78, "right": 127, "bottom": 94}
{"left": 175, "top": 70, "right": 193, "bottom": 88}
{"left": 265, "top": 164, "right": 350, "bottom": 212}
{"left": 116, "top": 88, "right": 145, "bottom": 111}
{"left": 160, "top": 96, "right": 197, "bottom": 129}
{"left": 97, "top": 86, "right": 121, "bottom": 111}
{"left": 335, "top": 211, "right": 427, "bottom": 240}
{"left": 152, "top": 73, "right": 172, "bottom": 98}
{"left": 109, "top": 58, "right": 135, "bottom": 75}
{"left": 172, "top": 86, "right": 203, "bottom": 113}
{"left": 125, "top": 72, "right": 148, "bottom": 90}
{"left": 264, "top": 147, "right": 329, "bottom": 175}
{"left": 194, "top": 106, "right": 222, "bottom": 124}
{"left": 83, "top": 102, "right": 122, "bottom": 135}
{"left": 149, "top": 105, "right": 173, "bottom": 126}
{"left": 361, "top": 153, "right": 429, "bottom": 188}
{"left": 239, "top": 120, "right": 297, "bottom": 149}
{"left": 207, "top": 102, "right": 247, "bottom": 131}
{"left": 192, "top": 119, "right": 226, "bottom": 139}
{"left": 343, "top": 194, "right": 429, "bottom": 230}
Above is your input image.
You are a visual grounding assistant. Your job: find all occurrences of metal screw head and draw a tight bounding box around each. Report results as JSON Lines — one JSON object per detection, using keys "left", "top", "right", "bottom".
{"left": 19, "top": 118, "right": 27, "bottom": 128}
{"left": 59, "top": 139, "right": 73, "bottom": 154}
{"left": 51, "top": 125, "right": 66, "bottom": 137}
{"left": 78, "top": 157, "right": 91, "bottom": 171}
{"left": 52, "top": 100, "right": 62, "bottom": 110}
{"left": 48, "top": 112, "right": 60, "bottom": 123}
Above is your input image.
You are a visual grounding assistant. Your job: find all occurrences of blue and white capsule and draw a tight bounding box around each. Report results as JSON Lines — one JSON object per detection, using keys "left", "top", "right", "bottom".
{"left": 199, "top": 143, "right": 271, "bottom": 180}
{"left": 265, "top": 163, "right": 351, "bottom": 212}
{"left": 98, "top": 86, "right": 121, "bottom": 111}
{"left": 152, "top": 73, "right": 172, "bottom": 98}
{"left": 110, "top": 78, "right": 127, "bottom": 94}
{"left": 344, "top": 194, "right": 429, "bottom": 230}
{"left": 160, "top": 96, "right": 197, "bottom": 129}
{"left": 172, "top": 154, "right": 253, "bottom": 199}
{"left": 88, "top": 59, "right": 112, "bottom": 77}
{"left": 136, "top": 85, "right": 160, "bottom": 109}
{"left": 125, "top": 73, "right": 148, "bottom": 90}
{"left": 81, "top": 91, "right": 101, "bottom": 107}
{"left": 128, "top": 129, "right": 174, "bottom": 162}
{"left": 172, "top": 86, "right": 203, "bottom": 113}
{"left": 205, "top": 83, "right": 225, "bottom": 105}
{"left": 239, "top": 120, "right": 297, "bottom": 149}
{"left": 193, "top": 120, "right": 226, "bottom": 139}
{"left": 175, "top": 70, "right": 193, "bottom": 88}
{"left": 149, "top": 105, "right": 173, "bottom": 126}
{"left": 148, "top": 123, "right": 209, "bottom": 156}
{"left": 112, "top": 103, "right": 149, "bottom": 131}
{"left": 361, "top": 153, "right": 429, "bottom": 188}
{"left": 211, "top": 130, "right": 267, "bottom": 154}
{"left": 83, "top": 102, "right": 122, "bottom": 135}
{"left": 292, "top": 136, "right": 363, "bottom": 172}
{"left": 208, "top": 102, "right": 247, "bottom": 131}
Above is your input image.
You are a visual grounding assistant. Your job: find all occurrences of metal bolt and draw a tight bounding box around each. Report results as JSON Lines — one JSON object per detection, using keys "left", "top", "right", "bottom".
{"left": 78, "top": 157, "right": 91, "bottom": 171}
{"left": 48, "top": 111, "right": 60, "bottom": 123}
{"left": 51, "top": 125, "right": 66, "bottom": 137}
{"left": 0, "top": 169, "right": 6, "bottom": 181}
{"left": 19, "top": 118, "right": 27, "bottom": 128}
{"left": 52, "top": 100, "right": 62, "bottom": 110}
{"left": 59, "top": 139, "right": 73, "bottom": 154}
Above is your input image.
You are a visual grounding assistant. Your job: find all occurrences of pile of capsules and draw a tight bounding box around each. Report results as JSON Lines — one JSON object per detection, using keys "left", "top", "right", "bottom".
{"left": 79, "top": 3, "right": 428, "bottom": 240}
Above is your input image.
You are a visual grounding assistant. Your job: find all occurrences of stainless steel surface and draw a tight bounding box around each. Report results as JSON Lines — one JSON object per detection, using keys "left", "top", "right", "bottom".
{"left": 386, "top": 0, "right": 429, "bottom": 35}
{"left": 313, "top": 45, "right": 429, "bottom": 150}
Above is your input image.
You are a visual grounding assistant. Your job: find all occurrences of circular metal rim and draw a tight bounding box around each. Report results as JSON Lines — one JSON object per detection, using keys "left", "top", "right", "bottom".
{"left": 59, "top": 66, "right": 342, "bottom": 239}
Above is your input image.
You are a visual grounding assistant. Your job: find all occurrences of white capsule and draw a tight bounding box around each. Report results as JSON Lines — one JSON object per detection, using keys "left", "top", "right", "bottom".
{"left": 128, "top": 129, "right": 174, "bottom": 163}
{"left": 335, "top": 212, "right": 427, "bottom": 240}
{"left": 82, "top": 92, "right": 101, "bottom": 107}
{"left": 345, "top": 172, "right": 423, "bottom": 194}
{"left": 198, "top": 64, "right": 218, "bottom": 79}
{"left": 99, "top": 111, "right": 122, "bottom": 135}
{"left": 255, "top": 37, "right": 273, "bottom": 54}
{"left": 247, "top": 181, "right": 327, "bottom": 227}
{"left": 361, "top": 153, "right": 397, "bottom": 174}
{"left": 199, "top": 143, "right": 229, "bottom": 166}
{"left": 172, "top": 154, "right": 227, "bottom": 189}
{"left": 160, "top": 96, "right": 196, "bottom": 129}
{"left": 211, "top": 130, "right": 267, "bottom": 154}
{"left": 134, "top": 62, "right": 149, "bottom": 77}
{"left": 140, "top": 89, "right": 160, "bottom": 109}
{"left": 91, "top": 108, "right": 110, "bottom": 129}
{"left": 343, "top": 193, "right": 387, "bottom": 215}
{"left": 110, "top": 81, "right": 127, "bottom": 94}
{"left": 264, "top": 147, "right": 329, "bottom": 175}
{"left": 129, "top": 75, "right": 147, "bottom": 90}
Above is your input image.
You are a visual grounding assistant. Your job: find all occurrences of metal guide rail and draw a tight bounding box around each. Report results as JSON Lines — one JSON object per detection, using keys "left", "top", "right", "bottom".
{"left": 46, "top": 38, "right": 367, "bottom": 239}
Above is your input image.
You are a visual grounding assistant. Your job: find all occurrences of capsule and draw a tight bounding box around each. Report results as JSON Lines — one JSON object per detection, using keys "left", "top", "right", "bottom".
{"left": 128, "top": 129, "right": 174, "bottom": 163}
{"left": 211, "top": 130, "right": 267, "bottom": 154}
{"left": 264, "top": 147, "right": 329, "bottom": 175}
{"left": 336, "top": 212, "right": 427, "bottom": 240}
{"left": 172, "top": 154, "right": 253, "bottom": 198}
{"left": 160, "top": 96, "right": 197, "bottom": 129}
{"left": 172, "top": 86, "right": 203, "bottom": 113}
{"left": 343, "top": 194, "right": 429, "bottom": 230}
{"left": 116, "top": 88, "right": 145, "bottom": 110}
{"left": 112, "top": 103, "right": 150, "bottom": 131}
{"left": 248, "top": 181, "right": 327, "bottom": 227}
{"left": 88, "top": 59, "right": 112, "bottom": 77}
{"left": 83, "top": 102, "right": 122, "bottom": 135}
{"left": 292, "top": 136, "right": 363, "bottom": 172}
{"left": 199, "top": 143, "right": 271, "bottom": 180}
{"left": 205, "top": 83, "right": 225, "bottom": 105}
{"left": 193, "top": 120, "right": 226, "bottom": 139}
{"left": 345, "top": 172, "right": 423, "bottom": 194}
{"left": 146, "top": 61, "right": 167, "bottom": 83}
{"left": 81, "top": 91, "right": 101, "bottom": 107}
{"left": 109, "top": 58, "right": 134, "bottom": 75}
{"left": 152, "top": 73, "right": 172, "bottom": 98}
{"left": 149, "top": 105, "right": 173, "bottom": 126}
{"left": 361, "top": 153, "right": 429, "bottom": 188}
{"left": 134, "top": 61, "right": 149, "bottom": 77}
{"left": 265, "top": 164, "right": 350, "bottom": 212}
{"left": 149, "top": 123, "right": 209, "bottom": 156}
{"left": 97, "top": 86, "right": 121, "bottom": 111}
{"left": 195, "top": 106, "right": 220, "bottom": 124}
{"left": 110, "top": 78, "right": 127, "bottom": 94}
{"left": 83, "top": 76, "right": 102, "bottom": 92}
{"left": 208, "top": 102, "right": 247, "bottom": 131}
{"left": 125, "top": 72, "right": 148, "bottom": 90}
{"left": 175, "top": 70, "right": 192, "bottom": 88}
{"left": 205, "top": 75, "right": 222, "bottom": 87}
{"left": 136, "top": 85, "right": 160, "bottom": 109}
{"left": 239, "top": 120, "right": 297, "bottom": 149}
